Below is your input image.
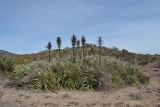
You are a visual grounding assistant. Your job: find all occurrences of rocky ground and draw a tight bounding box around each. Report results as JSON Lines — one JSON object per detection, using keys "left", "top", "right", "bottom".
{"left": 0, "top": 64, "right": 160, "bottom": 107}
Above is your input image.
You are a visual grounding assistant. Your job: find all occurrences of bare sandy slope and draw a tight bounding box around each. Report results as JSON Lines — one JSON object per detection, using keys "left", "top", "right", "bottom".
{"left": 0, "top": 64, "right": 160, "bottom": 107}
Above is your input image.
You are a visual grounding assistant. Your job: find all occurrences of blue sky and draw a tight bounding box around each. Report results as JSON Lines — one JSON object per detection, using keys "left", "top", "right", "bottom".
{"left": 0, "top": 0, "right": 160, "bottom": 54}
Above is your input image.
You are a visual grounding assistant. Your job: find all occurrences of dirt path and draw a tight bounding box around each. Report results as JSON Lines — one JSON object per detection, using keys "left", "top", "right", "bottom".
{"left": 0, "top": 64, "right": 160, "bottom": 107}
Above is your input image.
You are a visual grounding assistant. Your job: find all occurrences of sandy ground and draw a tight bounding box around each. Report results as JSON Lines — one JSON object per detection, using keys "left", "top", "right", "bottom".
{"left": 0, "top": 64, "right": 160, "bottom": 107}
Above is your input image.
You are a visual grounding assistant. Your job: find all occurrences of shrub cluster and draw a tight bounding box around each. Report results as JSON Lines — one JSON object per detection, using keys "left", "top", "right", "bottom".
{"left": 99, "top": 56, "right": 149, "bottom": 88}
{"left": 13, "top": 60, "right": 99, "bottom": 91}
{"left": 12, "top": 56, "right": 149, "bottom": 91}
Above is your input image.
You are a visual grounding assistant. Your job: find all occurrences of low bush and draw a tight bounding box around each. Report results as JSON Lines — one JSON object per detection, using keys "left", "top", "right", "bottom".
{"left": 0, "top": 57, "right": 15, "bottom": 74}
{"left": 100, "top": 56, "right": 149, "bottom": 88}
{"left": 12, "top": 61, "right": 99, "bottom": 91}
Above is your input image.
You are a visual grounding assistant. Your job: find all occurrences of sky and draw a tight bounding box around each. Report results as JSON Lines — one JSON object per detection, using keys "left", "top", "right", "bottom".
{"left": 0, "top": 0, "right": 160, "bottom": 54}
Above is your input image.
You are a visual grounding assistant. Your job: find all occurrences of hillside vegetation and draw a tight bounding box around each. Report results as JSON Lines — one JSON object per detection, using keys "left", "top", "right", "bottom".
{"left": 0, "top": 35, "right": 159, "bottom": 92}
{"left": 0, "top": 56, "right": 148, "bottom": 92}
{"left": 12, "top": 45, "right": 160, "bottom": 65}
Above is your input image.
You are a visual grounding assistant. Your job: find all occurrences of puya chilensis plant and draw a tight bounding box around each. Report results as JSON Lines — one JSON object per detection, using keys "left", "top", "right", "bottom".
{"left": 81, "top": 36, "right": 86, "bottom": 60}
{"left": 0, "top": 57, "right": 15, "bottom": 75}
{"left": 76, "top": 40, "right": 80, "bottom": 59}
{"left": 90, "top": 44, "right": 95, "bottom": 55}
{"left": 47, "top": 42, "right": 52, "bottom": 62}
{"left": 12, "top": 56, "right": 149, "bottom": 91}
{"left": 56, "top": 36, "right": 62, "bottom": 58}
{"left": 71, "top": 35, "right": 77, "bottom": 62}
{"left": 98, "top": 36, "right": 103, "bottom": 63}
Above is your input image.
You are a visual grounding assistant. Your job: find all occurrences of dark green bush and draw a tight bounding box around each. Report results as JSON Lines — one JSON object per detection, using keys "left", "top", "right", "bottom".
{"left": 0, "top": 57, "right": 15, "bottom": 74}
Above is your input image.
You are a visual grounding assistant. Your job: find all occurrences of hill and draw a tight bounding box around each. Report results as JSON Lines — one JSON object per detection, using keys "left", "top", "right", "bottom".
{"left": 13, "top": 44, "right": 160, "bottom": 65}
{"left": 0, "top": 50, "right": 17, "bottom": 56}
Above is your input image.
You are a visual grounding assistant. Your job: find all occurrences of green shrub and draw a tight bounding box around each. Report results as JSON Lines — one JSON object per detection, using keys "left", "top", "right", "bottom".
{"left": 12, "top": 60, "right": 99, "bottom": 91}
{"left": 112, "top": 75, "right": 125, "bottom": 88}
{"left": 0, "top": 57, "right": 15, "bottom": 74}
{"left": 12, "top": 56, "right": 149, "bottom": 91}
{"left": 100, "top": 56, "right": 149, "bottom": 88}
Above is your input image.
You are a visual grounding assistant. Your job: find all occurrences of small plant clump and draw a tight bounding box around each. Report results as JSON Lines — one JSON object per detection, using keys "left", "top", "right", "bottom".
{"left": 0, "top": 57, "right": 15, "bottom": 75}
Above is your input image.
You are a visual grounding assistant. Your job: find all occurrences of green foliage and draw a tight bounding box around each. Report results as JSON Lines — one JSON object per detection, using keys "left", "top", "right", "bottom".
{"left": 12, "top": 60, "right": 99, "bottom": 91}
{"left": 12, "top": 56, "right": 149, "bottom": 91}
{"left": 0, "top": 57, "right": 15, "bottom": 74}
{"left": 13, "top": 44, "right": 160, "bottom": 66}
{"left": 96, "top": 56, "right": 148, "bottom": 88}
